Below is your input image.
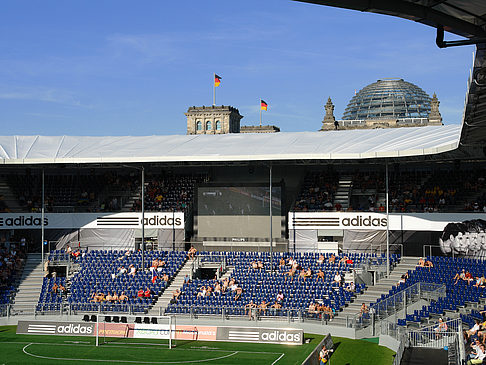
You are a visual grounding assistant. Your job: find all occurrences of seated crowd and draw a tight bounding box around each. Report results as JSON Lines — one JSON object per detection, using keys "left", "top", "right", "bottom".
{"left": 37, "top": 249, "right": 187, "bottom": 313}
{"left": 0, "top": 239, "right": 26, "bottom": 306}
{"left": 166, "top": 251, "right": 381, "bottom": 318}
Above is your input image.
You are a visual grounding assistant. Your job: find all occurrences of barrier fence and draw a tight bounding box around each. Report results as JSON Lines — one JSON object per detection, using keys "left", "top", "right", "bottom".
{"left": 370, "top": 282, "right": 446, "bottom": 320}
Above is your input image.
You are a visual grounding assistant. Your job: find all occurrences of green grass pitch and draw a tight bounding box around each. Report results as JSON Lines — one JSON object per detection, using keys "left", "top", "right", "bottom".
{"left": 0, "top": 325, "right": 395, "bottom": 364}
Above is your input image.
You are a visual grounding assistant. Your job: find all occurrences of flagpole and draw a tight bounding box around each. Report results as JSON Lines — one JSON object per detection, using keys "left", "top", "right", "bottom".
{"left": 213, "top": 73, "right": 216, "bottom": 106}
{"left": 260, "top": 99, "right": 262, "bottom": 127}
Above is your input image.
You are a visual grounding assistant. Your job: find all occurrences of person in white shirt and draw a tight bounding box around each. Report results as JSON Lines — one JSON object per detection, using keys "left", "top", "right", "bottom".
{"left": 333, "top": 272, "right": 342, "bottom": 286}
{"left": 467, "top": 320, "right": 481, "bottom": 339}
{"left": 468, "top": 344, "right": 486, "bottom": 365}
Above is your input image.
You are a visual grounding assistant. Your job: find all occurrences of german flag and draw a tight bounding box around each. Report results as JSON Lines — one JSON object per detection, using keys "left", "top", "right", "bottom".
{"left": 214, "top": 74, "right": 222, "bottom": 87}
{"left": 260, "top": 99, "right": 268, "bottom": 111}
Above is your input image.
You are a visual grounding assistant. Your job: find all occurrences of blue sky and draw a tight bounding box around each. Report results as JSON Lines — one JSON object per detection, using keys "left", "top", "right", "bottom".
{"left": 0, "top": 0, "right": 475, "bottom": 136}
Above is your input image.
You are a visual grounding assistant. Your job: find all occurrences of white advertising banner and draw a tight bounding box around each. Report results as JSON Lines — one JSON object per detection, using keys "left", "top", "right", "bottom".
{"left": 289, "top": 212, "right": 486, "bottom": 231}
{"left": 133, "top": 324, "right": 172, "bottom": 339}
{"left": 0, "top": 212, "right": 184, "bottom": 230}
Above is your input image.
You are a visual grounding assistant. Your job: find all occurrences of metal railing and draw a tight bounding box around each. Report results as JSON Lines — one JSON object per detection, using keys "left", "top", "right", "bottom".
{"left": 370, "top": 282, "right": 446, "bottom": 320}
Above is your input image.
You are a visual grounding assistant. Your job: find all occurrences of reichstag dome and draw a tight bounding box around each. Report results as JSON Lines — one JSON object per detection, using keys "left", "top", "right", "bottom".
{"left": 342, "top": 78, "right": 431, "bottom": 120}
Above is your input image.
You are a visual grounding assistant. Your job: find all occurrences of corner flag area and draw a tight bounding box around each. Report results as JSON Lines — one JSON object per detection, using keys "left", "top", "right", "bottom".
{"left": 0, "top": 325, "right": 395, "bottom": 364}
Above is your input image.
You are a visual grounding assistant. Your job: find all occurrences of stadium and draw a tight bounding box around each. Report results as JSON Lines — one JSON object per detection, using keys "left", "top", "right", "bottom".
{"left": 1, "top": 1, "right": 486, "bottom": 365}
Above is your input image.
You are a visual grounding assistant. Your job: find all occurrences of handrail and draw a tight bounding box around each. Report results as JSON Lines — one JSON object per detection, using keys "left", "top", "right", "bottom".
{"left": 370, "top": 282, "right": 446, "bottom": 321}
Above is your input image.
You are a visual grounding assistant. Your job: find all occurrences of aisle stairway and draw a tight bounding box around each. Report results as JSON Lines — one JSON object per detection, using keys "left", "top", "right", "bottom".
{"left": 332, "top": 256, "right": 418, "bottom": 326}
{"left": 149, "top": 258, "right": 195, "bottom": 315}
{"left": 10, "top": 253, "right": 44, "bottom": 314}
{"left": 334, "top": 176, "right": 353, "bottom": 210}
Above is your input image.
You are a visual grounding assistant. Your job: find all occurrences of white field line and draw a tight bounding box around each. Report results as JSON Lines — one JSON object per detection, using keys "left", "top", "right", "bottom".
{"left": 271, "top": 353, "right": 285, "bottom": 365}
{"left": 22, "top": 343, "right": 240, "bottom": 364}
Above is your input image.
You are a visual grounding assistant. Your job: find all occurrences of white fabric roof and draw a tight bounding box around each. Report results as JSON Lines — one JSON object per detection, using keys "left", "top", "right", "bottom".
{"left": 0, "top": 125, "right": 461, "bottom": 165}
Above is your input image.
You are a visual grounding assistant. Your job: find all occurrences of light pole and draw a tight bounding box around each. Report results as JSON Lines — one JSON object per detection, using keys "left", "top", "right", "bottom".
{"left": 122, "top": 164, "right": 145, "bottom": 270}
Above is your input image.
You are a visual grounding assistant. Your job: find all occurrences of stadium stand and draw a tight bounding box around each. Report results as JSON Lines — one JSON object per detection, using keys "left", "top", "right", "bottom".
{"left": 36, "top": 250, "right": 187, "bottom": 314}
{"left": 293, "top": 168, "right": 486, "bottom": 213}
{"left": 165, "top": 251, "right": 398, "bottom": 319}
{"left": 0, "top": 243, "right": 26, "bottom": 309}
{"left": 293, "top": 171, "right": 339, "bottom": 211}
{"left": 140, "top": 173, "right": 207, "bottom": 213}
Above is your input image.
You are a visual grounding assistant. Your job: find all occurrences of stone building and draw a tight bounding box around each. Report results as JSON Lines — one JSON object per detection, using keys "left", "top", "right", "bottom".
{"left": 186, "top": 105, "right": 243, "bottom": 135}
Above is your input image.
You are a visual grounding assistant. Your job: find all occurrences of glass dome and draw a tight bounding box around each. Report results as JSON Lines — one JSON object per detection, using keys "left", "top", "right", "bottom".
{"left": 342, "top": 78, "right": 431, "bottom": 120}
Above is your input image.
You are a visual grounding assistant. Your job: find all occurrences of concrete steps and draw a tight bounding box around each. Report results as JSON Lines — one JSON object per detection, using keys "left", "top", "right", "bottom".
{"left": 148, "top": 258, "right": 195, "bottom": 315}
{"left": 10, "top": 253, "right": 44, "bottom": 313}
{"left": 332, "top": 256, "right": 419, "bottom": 325}
{"left": 334, "top": 176, "right": 353, "bottom": 210}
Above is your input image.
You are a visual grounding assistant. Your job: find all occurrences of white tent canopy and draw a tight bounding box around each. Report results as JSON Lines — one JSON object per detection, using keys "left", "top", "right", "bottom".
{"left": 0, "top": 125, "right": 461, "bottom": 165}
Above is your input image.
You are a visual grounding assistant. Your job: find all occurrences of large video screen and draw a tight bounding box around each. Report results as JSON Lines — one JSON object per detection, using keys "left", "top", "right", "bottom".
{"left": 196, "top": 186, "right": 283, "bottom": 239}
{"left": 198, "top": 186, "right": 281, "bottom": 216}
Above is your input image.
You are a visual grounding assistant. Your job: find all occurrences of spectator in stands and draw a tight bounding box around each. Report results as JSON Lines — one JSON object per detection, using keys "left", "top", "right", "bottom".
{"left": 258, "top": 300, "right": 268, "bottom": 315}
{"left": 332, "top": 271, "right": 342, "bottom": 286}
{"left": 129, "top": 264, "right": 136, "bottom": 277}
{"left": 257, "top": 260, "right": 264, "bottom": 271}
{"left": 276, "top": 291, "right": 284, "bottom": 303}
{"left": 162, "top": 273, "right": 169, "bottom": 282}
{"left": 144, "top": 287, "right": 151, "bottom": 298}
{"left": 454, "top": 269, "right": 467, "bottom": 285}
{"left": 465, "top": 271, "right": 475, "bottom": 284}
{"left": 424, "top": 259, "right": 434, "bottom": 269}
{"left": 59, "top": 284, "right": 67, "bottom": 297}
{"left": 116, "top": 266, "right": 127, "bottom": 277}
{"left": 317, "top": 254, "right": 325, "bottom": 264}
{"left": 338, "top": 256, "right": 349, "bottom": 268}
{"left": 323, "top": 305, "right": 334, "bottom": 320}
{"left": 434, "top": 317, "right": 448, "bottom": 338}
{"left": 328, "top": 254, "right": 336, "bottom": 264}
{"left": 467, "top": 343, "right": 486, "bottom": 365}
{"left": 475, "top": 276, "right": 486, "bottom": 288}
{"left": 417, "top": 257, "right": 425, "bottom": 267}
{"left": 118, "top": 250, "right": 131, "bottom": 260}
{"left": 287, "top": 257, "right": 297, "bottom": 267}
{"left": 137, "top": 288, "right": 144, "bottom": 298}
{"left": 344, "top": 281, "right": 356, "bottom": 293}
{"left": 51, "top": 283, "right": 58, "bottom": 295}
{"left": 112, "top": 292, "right": 119, "bottom": 302}
{"left": 188, "top": 246, "right": 197, "bottom": 260}
{"left": 359, "top": 303, "right": 369, "bottom": 317}
{"left": 245, "top": 300, "right": 256, "bottom": 319}
{"left": 184, "top": 274, "right": 191, "bottom": 285}
{"left": 119, "top": 292, "right": 128, "bottom": 302}
{"left": 249, "top": 261, "right": 258, "bottom": 271}
{"left": 234, "top": 286, "right": 243, "bottom": 301}
{"left": 285, "top": 266, "right": 297, "bottom": 281}
{"left": 197, "top": 286, "right": 206, "bottom": 298}
{"left": 106, "top": 292, "right": 113, "bottom": 302}
{"left": 316, "top": 269, "right": 325, "bottom": 283}
{"left": 211, "top": 282, "right": 220, "bottom": 295}
{"left": 466, "top": 320, "right": 481, "bottom": 339}
{"left": 270, "top": 301, "right": 282, "bottom": 315}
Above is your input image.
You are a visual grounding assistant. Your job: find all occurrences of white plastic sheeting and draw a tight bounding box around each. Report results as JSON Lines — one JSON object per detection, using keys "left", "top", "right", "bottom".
{"left": 0, "top": 125, "right": 461, "bottom": 164}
